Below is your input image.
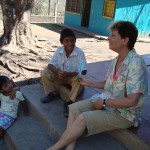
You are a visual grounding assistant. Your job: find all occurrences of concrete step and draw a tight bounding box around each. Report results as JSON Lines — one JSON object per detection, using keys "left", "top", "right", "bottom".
{"left": 22, "top": 84, "right": 67, "bottom": 141}
{"left": 20, "top": 83, "right": 127, "bottom": 150}
{"left": 0, "top": 143, "right": 9, "bottom": 150}
{"left": 4, "top": 111, "right": 54, "bottom": 150}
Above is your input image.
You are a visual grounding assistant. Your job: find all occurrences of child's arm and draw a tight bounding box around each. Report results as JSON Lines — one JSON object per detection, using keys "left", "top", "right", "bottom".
{"left": 17, "top": 91, "right": 29, "bottom": 116}
{"left": 20, "top": 100, "right": 30, "bottom": 116}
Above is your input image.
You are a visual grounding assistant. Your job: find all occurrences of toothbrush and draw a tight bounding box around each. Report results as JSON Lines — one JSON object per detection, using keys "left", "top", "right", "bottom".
{"left": 78, "top": 61, "right": 83, "bottom": 81}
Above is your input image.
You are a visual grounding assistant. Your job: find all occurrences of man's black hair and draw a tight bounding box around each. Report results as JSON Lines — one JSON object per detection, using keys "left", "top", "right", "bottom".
{"left": 60, "top": 28, "right": 76, "bottom": 43}
{"left": 0, "top": 76, "right": 9, "bottom": 90}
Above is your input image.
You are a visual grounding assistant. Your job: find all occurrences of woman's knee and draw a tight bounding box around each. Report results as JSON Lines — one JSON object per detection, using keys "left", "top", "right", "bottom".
{"left": 69, "top": 106, "right": 81, "bottom": 119}
{"left": 76, "top": 114, "right": 86, "bottom": 127}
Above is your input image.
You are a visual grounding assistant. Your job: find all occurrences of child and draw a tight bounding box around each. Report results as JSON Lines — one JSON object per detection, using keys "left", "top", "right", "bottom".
{"left": 0, "top": 74, "right": 20, "bottom": 107}
{"left": 0, "top": 75, "right": 20, "bottom": 106}
{"left": 0, "top": 76, "right": 29, "bottom": 144}
{"left": 41, "top": 28, "right": 88, "bottom": 117}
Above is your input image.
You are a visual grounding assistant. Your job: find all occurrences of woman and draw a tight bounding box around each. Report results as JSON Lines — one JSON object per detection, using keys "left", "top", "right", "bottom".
{"left": 47, "top": 21, "right": 148, "bottom": 150}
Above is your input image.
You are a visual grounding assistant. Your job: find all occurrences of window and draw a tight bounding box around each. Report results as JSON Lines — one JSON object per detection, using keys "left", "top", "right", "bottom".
{"left": 66, "top": 0, "right": 82, "bottom": 14}
{"left": 103, "top": 0, "right": 116, "bottom": 18}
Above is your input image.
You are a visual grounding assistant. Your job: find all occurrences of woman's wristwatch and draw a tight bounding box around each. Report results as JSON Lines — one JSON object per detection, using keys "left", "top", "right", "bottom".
{"left": 102, "top": 99, "right": 107, "bottom": 109}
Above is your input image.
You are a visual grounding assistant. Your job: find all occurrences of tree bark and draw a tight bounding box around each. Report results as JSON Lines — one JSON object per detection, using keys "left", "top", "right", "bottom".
{"left": 0, "top": 0, "right": 34, "bottom": 51}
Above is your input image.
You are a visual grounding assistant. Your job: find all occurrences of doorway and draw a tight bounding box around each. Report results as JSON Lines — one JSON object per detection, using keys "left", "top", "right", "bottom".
{"left": 81, "top": 0, "right": 92, "bottom": 27}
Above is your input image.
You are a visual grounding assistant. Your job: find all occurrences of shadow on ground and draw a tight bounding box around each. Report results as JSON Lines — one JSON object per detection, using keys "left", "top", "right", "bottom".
{"left": 32, "top": 23, "right": 94, "bottom": 39}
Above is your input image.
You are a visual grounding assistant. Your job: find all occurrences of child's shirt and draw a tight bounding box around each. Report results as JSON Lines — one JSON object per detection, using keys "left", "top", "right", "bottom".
{"left": 48, "top": 46, "right": 88, "bottom": 72}
{"left": 0, "top": 91, "right": 25, "bottom": 119}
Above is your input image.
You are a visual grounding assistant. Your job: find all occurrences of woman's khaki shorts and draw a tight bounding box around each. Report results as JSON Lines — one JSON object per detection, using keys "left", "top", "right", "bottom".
{"left": 69, "top": 100, "right": 133, "bottom": 136}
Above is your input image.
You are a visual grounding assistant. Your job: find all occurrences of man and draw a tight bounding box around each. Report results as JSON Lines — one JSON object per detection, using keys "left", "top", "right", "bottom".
{"left": 41, "top": 28, "right": 87, "bottom": 117}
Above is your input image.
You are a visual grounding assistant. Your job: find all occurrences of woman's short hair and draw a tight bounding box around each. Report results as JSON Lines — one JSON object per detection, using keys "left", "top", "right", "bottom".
{"left": 109, "top": 21, "right": 138, "bottom": 50}
{"left": 60, "top": 28, "right": 76, "bottom": 43}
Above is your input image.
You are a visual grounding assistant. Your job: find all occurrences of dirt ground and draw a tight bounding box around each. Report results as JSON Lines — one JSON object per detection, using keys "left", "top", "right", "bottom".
{"left": 31, "top": 23, "right": 150, "bottom": 61}
{"left": 0, "top": 21, "right": 150, "bottom": 86}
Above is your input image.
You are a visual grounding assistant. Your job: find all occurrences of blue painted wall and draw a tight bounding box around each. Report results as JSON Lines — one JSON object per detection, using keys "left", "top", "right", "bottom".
{"left": 64, "top": 12, "right": 82, "bottom": 27}
{"left": 88, "top": 0, "right": 113, "bottom": 35}
{"left": 64, "top": 0, "right": 150, "bottom": 37}
{"left": 64, "top": 0, "right": 113, "bottom": 36}
{"left": 114, "top": 0, "right": 150, "bottom": 37}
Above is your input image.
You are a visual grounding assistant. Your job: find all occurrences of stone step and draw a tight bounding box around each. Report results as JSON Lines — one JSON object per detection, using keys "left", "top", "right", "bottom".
{"left": 4, "top": 111, "right": 54, "bottom": 150}
{"left": 20, "top": 83, "right": 127, "bottom": 150}
{"left": 22, "top": 83, "right": 67, "bottom": 141}
{"left": 0, "top": 143, "right": 9, "bottom": 150}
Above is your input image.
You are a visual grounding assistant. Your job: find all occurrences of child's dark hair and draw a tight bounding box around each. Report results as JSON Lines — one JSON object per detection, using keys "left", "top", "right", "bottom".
{"left": 109, "top": 21, "right": 138, "bottom": 50}
{"left": 60, "top": 28, "right": 76, "bottom": 43}
{"left": 0, "top": 76, "right": 9, "bottom": 90}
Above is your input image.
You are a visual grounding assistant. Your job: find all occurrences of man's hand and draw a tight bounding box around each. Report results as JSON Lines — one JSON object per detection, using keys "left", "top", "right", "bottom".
{"left": 57, "top": 70, "right": 67, "bottom": 80}
{"left": 92, "top": 98, "right": 103, "bottom": 110}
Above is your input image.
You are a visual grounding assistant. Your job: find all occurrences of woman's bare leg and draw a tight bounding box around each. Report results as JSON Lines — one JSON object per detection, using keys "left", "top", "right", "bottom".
{"left": 47, "top": 114, "right": 86, "bottom": 150}
{"left": 65, "top": 109, "right": 77, "bottom": 150}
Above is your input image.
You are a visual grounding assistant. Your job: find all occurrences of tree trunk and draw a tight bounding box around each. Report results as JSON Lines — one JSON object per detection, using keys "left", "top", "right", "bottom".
{"left": 0, "top": 0, "right": 34, "bottom": 51}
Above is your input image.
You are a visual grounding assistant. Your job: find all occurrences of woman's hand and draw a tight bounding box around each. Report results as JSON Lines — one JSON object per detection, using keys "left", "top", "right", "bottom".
{"left": 92, "top": 98, "right": 103, "bottom": 110}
